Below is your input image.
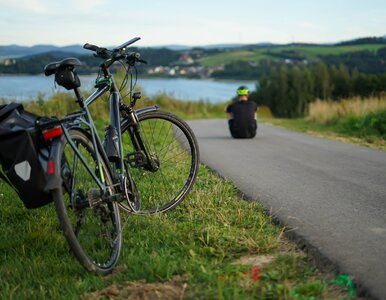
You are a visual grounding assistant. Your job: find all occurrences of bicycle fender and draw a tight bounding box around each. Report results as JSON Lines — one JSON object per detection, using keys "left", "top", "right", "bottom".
{"left": 44, "top": 135, "right": 65, "bottom": 191}
{"left": 135, "top": 105, "right": 158, "bottom": 116}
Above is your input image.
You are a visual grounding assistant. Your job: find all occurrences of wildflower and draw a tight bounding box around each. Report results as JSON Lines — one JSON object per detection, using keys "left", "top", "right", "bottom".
{"left": 250, "top": 266, "right": 260, "bottom": 281}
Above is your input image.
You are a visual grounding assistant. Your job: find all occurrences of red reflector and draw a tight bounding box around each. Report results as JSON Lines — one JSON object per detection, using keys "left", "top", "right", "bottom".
{"left": 43, "top": 127, "right": 63, "bottom": 141}
{"left": 47, "top": 160, "right": 55, "bottom": 175}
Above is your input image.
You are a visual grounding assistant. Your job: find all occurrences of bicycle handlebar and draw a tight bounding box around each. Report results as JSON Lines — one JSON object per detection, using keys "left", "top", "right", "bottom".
{"left": 83, "top": 38, "right": 147, "bottom": 65}
{"left": 83, "top": 43, "right": 99, "bottom": 52}
{"left": 83, "top": 43, "right": 112, "bottom": 60}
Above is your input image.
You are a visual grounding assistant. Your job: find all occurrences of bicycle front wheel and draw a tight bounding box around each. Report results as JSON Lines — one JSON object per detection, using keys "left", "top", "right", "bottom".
{"left": 121, "top": 110, "right": 199, "bottom": 214}
{"left": 53, "top": 128, "right": 122, "bottom": 275}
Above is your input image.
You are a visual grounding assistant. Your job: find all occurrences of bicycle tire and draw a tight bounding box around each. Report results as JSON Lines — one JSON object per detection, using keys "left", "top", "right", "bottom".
{"left": 53, "top": 128, "right": 122, "bottom": 275}
{"left": 121, "top": 110, "right": 199, "bottom": 214}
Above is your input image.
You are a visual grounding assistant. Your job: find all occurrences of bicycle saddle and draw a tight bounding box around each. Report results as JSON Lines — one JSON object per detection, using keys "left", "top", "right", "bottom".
{"left": 44, "top": 58, "right": 82, "bottom": 76}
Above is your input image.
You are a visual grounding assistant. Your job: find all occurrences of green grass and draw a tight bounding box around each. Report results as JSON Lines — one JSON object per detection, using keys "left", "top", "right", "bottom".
{"left": 199, "top": 51, "right": 270, "bottom": 67}
{"left": 0, "top": 166, "right": 349, "bottom": 299}
{"left": 263, "top": 110, "right": 386, "bottom": 150}
{"left": 333, "top": 109, "right": 386, "bottom": 139}
{"left": 199, "top": 44, "right": 385, "bottom": 67}
{"left": 266, "top": 44, "right": 384, "bottom": 58}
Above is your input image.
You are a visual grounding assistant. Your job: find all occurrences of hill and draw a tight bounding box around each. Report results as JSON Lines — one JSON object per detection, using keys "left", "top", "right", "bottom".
{"left": 198, "top": 43, "right": 386, "bottom": 67}
{"left": 0, "top": 44, "right": 86, "bottom": 59}
{"left": 1, "top": 36, "right": 386, "bottom": 78}
{"left": 1, "top": 35, "right": 384, "bottom": 59}
{"left": 0, "top": 42, "right": 275, "bottom": 58}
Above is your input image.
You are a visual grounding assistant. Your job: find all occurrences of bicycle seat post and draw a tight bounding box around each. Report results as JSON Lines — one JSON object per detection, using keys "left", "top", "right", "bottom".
{"left": 73, "top": 87, "right": 85, "bottom": 107}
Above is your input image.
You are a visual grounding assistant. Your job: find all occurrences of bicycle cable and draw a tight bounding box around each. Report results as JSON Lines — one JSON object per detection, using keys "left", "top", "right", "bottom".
{"left": 118, "top": 60, "right": 129, "bottom": 92}
{"left": 121, "top": 65, "right": 138, "bottom": 101}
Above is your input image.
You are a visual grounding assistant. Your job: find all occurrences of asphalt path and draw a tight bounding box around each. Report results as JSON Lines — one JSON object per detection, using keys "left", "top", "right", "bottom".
{"left": 188, "top": 119, "right": 386, "bottom": 299}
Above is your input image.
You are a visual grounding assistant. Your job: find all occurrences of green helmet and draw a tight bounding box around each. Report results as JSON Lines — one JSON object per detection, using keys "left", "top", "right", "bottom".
{"left": 237, "top": 86, "right": 249, "bottom": 96}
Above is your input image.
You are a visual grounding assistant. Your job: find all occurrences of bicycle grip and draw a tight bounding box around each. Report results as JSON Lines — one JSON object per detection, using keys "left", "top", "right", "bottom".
{"left": 83, "top": 43, "right": 99, "bottom": 52}
{"left": 127, "top": 52, "right": 141, "bottom": 59}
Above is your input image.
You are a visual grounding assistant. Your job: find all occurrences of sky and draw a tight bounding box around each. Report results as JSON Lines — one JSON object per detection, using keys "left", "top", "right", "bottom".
{"left": 0, "top": 0, "right": 385, "bottom": 47}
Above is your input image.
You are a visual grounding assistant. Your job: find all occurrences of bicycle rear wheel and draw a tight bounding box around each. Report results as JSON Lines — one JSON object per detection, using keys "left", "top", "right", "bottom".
{"left": 53, "top": 128, "right": 122, "bottom": 275}
{"left": 121, "top": 110, "right": 199, "bottom": 214}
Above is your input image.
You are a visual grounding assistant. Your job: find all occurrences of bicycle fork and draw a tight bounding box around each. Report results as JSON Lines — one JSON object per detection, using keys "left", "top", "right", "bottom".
{"left": 105, "top": 92, "right": 141, "bottom": 211}
{"left": 121, "top": 107, "right": 160, "bottom": 173}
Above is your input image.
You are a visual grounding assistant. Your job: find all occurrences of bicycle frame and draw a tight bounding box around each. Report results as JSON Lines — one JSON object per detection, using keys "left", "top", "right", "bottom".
{"left": 28, "top": 37, "right": 199, "bottom": 274}
{"left": 48, "top": 67, "right": 159, "bottom": 203}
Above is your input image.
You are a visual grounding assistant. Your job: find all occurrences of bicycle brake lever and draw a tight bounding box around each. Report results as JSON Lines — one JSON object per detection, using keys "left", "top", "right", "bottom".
{"left": 130, "top": 92, "right": 141, "bottom": 107}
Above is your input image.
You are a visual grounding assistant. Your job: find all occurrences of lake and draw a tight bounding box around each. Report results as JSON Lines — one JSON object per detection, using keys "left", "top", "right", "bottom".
{"left": 0, "top": 75, "right": 256, "bottom": 103}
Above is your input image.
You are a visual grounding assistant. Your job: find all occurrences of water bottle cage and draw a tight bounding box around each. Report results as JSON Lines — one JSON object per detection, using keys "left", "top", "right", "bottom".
{"left": 103, "top": 126, "right": 119, "bottom": 162}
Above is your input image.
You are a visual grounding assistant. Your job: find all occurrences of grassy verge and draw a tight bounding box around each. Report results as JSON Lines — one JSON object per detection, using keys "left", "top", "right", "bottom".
{"left": 0, "top": 166, "right": 350, "bottom": 299}
{"left": 263, "top": 108, "right": 386, "bottom": 151}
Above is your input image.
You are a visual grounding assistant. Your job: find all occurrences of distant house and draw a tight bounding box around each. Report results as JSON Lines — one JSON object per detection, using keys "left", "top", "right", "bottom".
{"left": 178, "top": 53, "right": 194, "bottom": 64}
{"left": 0, "top": 59, "right": 16, "bottom": 66}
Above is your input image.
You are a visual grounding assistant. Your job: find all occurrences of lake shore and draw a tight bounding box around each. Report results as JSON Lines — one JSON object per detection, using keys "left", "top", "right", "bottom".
{"left": 0, "top": 75, "right": 256, "bottom": 103}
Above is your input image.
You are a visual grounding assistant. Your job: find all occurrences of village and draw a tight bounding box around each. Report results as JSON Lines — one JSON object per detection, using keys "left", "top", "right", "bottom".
{"left": 146, "top": 51, "right": 224, "bottom": 78}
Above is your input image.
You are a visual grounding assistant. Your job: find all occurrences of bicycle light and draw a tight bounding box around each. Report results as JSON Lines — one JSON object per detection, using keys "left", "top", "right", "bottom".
{"left": 42, "top": 126, "right": 63, "bottom": 141}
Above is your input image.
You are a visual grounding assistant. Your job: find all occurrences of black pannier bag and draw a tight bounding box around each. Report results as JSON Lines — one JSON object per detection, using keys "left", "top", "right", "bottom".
{"left": 0, "top": 103, "right": 52, "bottom": 209}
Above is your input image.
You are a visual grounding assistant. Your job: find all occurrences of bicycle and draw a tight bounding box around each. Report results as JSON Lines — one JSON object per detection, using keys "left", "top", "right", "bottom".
{"left": 41, "top": 37, "right": 200, "bottom": 274}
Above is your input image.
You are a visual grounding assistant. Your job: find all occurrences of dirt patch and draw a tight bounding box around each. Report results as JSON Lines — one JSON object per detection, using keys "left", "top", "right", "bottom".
{"left": 230, "top": 51, "right": 256, "bottom": 57}
{"left": 81, "top": 275, "right": 187, "bottom": 300}
{"left": 232, "top": 254, "right": 275, "bottom": 267}
{"left": 232, "top": 238, "right": 306, "bottom": 268}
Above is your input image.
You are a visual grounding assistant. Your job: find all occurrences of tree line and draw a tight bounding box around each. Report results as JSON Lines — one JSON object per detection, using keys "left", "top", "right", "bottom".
{"left": 250, "top": 61, "right": 386, "bottom": 118}
{"left": 321, "top": 47, "right": 386, "bottom": 74}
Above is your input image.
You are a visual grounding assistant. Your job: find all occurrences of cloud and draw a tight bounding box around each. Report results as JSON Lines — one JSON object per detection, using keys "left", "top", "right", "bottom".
{"left": 0, "top": 0, "right": 107, "bottom": 14}
{"left": 0, "top": 0, "right": 49, "bottom": 13}
{"left": 68, "top": 0, "right": 107, "bottom": 11}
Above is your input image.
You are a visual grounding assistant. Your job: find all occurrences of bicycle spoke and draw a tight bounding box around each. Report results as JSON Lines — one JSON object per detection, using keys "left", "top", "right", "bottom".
{"left": 121, "top": 111, "right": 198, "bottom": 214}
{"left": 54, "top": 129, "right": 121, "bottom": 274}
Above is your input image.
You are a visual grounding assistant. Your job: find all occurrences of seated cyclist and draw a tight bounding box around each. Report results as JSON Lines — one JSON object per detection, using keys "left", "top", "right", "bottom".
{"left": 225, "top": 86, "right": 257, "bottom": 139}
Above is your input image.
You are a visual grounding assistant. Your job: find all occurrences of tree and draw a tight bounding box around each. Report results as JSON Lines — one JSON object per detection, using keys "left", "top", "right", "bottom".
{"left": 275, "top": 64, "right": 289, "bottom": 117}
{"left": 313, "top": 62, "right": 331, "bottom": 100}
{"left": 330, "top": 64, "right": 351, "bottom": 99}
